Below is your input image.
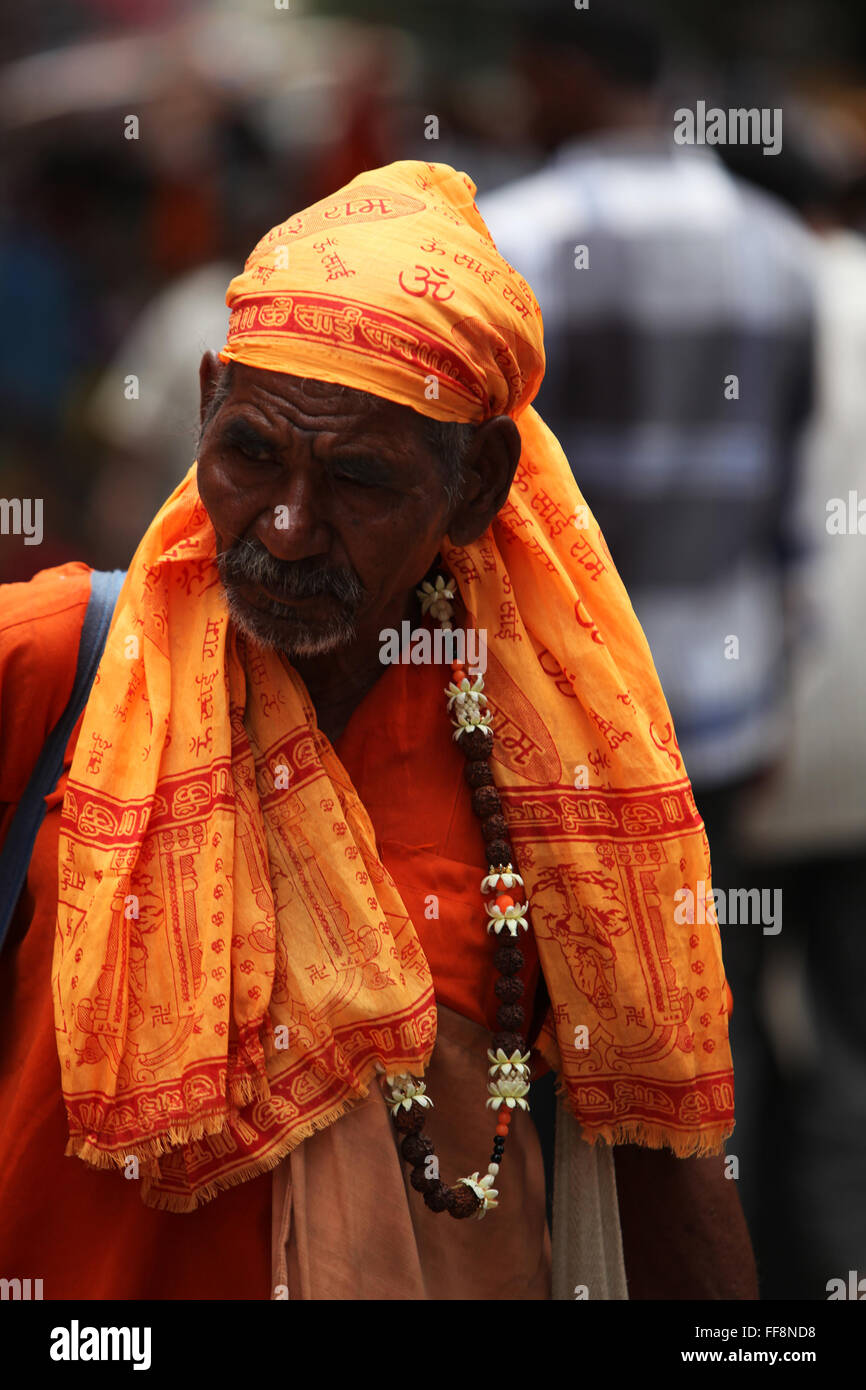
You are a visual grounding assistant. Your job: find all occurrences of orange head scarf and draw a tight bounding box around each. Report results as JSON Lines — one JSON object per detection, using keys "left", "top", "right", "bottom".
{"left": 55, "top": 162, "right": 734, "bottom": 1211}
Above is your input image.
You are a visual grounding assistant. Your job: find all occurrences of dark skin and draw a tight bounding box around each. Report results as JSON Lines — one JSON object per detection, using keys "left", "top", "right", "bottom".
{"left": 197, "top": 351, "right": 759, "bottom": 1299}
{"left": 614, "top": 1146, "right": 758, "bottom": 1299}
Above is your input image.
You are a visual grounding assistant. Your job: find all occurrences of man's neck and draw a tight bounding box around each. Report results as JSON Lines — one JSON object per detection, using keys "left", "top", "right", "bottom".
{"left": 290, "top": 584, "right": 418, "bottom": 742}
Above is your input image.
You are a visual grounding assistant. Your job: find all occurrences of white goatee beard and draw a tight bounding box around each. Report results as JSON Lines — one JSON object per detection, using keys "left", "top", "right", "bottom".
{"left": 222, "top": 585, "right": 360, "bottom": 657}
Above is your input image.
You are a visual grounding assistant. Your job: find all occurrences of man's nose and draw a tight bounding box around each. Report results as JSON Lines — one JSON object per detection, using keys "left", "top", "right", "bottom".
{"left": 254, "top": 467, "right": 330, "bottom": 563}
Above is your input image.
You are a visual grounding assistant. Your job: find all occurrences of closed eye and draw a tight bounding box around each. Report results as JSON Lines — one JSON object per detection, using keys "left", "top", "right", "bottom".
{"left": 328, "top": 457, "right": 395, "bottom": 489}
{"left": 216, "top": 422, "right": 397, "bottom": 491}
{"left": 219, "top": 420, "right": 277, "bottom": 463}
{"left": 238, "top": 445, "right": 277, "bottom": 464}
{"left": 333, "top": 468, "right": 377, "bottom": 488}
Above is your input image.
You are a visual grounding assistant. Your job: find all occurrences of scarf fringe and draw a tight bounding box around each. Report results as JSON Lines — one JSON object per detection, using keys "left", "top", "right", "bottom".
{"left": 66, "top": 1052, "right": 430, "bottom": 1211}
{"left": 64, "top": 1101, "right": 246, "bottom": 1173}
{"left": 227, "top": 1069, "right": 269, "bottom": 1113}
{"left": 138, "top": 1057, "right": 410, "bottom": 1212}
{"left": 550, "top": 1072, "right": 734, "bottom": 1158}
{"left": 534, "top": 1021, "right": 733, "bottom": 1157}
{"left": 575, "top": 1118, "right": 734, "bottom": 1159}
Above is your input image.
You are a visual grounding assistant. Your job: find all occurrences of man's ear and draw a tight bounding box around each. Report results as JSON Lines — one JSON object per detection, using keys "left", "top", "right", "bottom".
{"left": 446, "top": 415, "right": 522, "bottom": 546}
{"left": 199, "top": 350, "right": 224, "bottom": 428}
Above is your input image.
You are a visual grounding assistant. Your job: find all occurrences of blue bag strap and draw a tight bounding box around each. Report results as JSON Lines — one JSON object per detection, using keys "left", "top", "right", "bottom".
{"left": 0, "top": 567, "right": 128, "bottom": 955}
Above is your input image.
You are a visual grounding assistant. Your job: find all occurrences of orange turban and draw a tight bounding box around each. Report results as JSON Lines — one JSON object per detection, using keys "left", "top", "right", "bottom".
{"left": 219, "top": 161, "right": 544, "bottom": 423}
{"left": 54, "top": 162, "right": 734, "bottom": 1211}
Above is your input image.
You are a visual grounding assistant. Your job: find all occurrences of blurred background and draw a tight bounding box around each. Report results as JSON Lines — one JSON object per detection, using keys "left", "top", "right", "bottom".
{"left": 2, "top": 0, "right": 865, "bottom": 1300}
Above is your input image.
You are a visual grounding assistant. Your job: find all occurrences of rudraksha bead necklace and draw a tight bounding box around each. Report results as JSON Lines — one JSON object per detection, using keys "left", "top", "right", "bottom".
{"left": 376, "top": 574, "right": 533, "bottom": 1220}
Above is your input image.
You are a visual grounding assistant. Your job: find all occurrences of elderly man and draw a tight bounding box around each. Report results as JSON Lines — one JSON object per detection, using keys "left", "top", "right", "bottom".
{"left": 0, "top": 161, "right": 755, "bottom": 1300}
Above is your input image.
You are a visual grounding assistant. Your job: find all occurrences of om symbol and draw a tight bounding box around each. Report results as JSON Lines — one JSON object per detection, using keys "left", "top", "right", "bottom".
{"left": 398, "top": 265, "right": 455, "bottom": 302}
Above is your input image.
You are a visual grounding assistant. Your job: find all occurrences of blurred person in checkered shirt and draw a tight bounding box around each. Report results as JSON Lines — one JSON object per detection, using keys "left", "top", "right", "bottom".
{"left": 480, "top": 0, "right": 817, "bottom": 1297}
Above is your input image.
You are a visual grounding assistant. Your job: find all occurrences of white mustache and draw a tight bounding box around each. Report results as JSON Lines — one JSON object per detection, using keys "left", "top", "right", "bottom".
{"left": 219, "top": 539, "right": 364, "bottom": 603}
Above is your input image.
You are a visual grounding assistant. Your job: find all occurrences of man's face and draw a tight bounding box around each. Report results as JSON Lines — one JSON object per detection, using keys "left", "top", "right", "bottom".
{"left": 196, "top": 362, "right": 455, "bottom": 657}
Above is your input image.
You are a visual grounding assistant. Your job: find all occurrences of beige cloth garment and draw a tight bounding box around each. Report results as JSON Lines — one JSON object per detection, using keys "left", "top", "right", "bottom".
{"left": 551, "top": 1094, "right": 629, "bottom": 1300}
{"left": 271, "top": 1003, "right": 629, "bottom": 1300}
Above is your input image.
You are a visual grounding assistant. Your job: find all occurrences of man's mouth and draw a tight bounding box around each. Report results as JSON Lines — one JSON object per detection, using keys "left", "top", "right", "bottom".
{"left": 236, "top": 581, "right": 333, "bottom": 614}
{"left": 217, "top": 552, "right": 364, "bottom": 655}
{"left": 216, "top": 541, "right": 366, "bottom": 652}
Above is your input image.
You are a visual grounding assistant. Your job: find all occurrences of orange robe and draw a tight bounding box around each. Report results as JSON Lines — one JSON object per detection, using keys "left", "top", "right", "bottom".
{"left": 0, "top": 564, "right": 544, "bottom": 1299}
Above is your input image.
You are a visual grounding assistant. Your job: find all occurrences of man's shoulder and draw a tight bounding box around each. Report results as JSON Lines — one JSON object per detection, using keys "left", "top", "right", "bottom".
{"left": 0, "top": 562, "right": 94, "bottom": 800}
{"left": 1, "top": 560, "right": 93, "bottom": 644}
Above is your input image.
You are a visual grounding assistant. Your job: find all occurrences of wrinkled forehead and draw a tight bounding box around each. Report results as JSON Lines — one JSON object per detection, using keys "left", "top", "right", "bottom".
{"left": 218, "top": 362, "right": 428, "bottom": 441}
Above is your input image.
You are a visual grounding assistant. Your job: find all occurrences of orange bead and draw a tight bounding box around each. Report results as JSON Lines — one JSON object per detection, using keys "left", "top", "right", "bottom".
{"left": 499, "top": 1108, "right": 512, "bottom": 1124}
{"left": 495, "top": 1124, "right": 509, "bottom": 1137}
{"left": 495, "top": 894, "right": 514, "bottom": 912}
